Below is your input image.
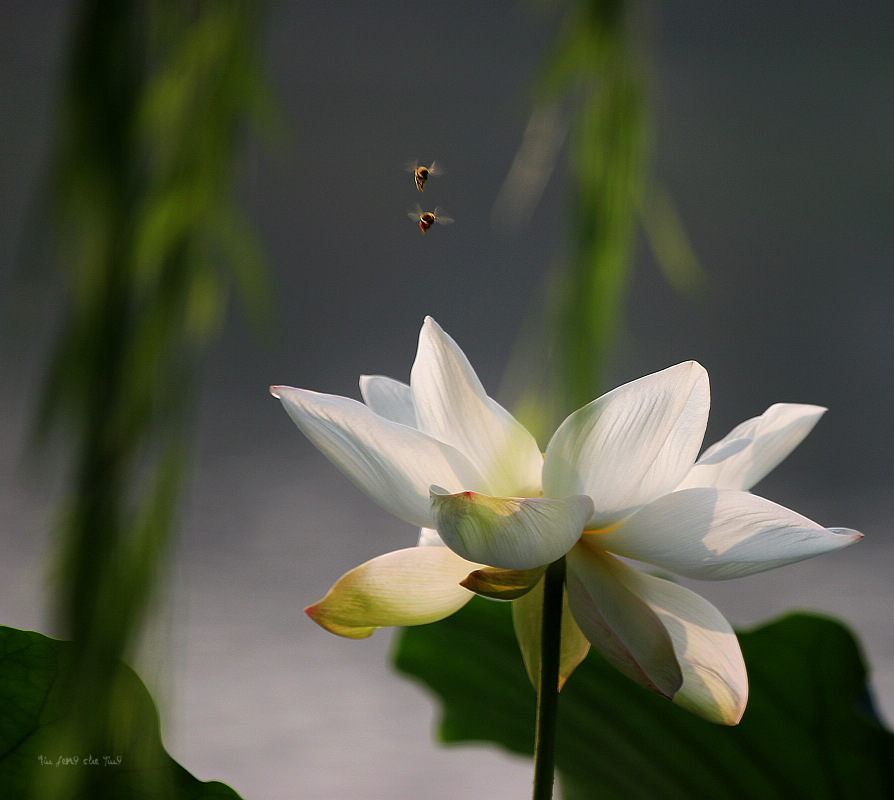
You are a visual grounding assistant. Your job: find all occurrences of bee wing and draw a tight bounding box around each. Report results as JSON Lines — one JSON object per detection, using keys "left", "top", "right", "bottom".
{"left": 407, "top": 203, "right": 423, "bottom": 219}
{"left": 403, "top": 159, "right": 420, "bottom": 173}
{"left": 433, "top": 207, "right": 454, "bottom": 224}
{"left": 427, "top": 161, "right": 443, "bottom": 176}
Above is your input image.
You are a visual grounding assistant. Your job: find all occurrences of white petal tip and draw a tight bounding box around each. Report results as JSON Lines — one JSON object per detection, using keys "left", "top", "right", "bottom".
{"left": 773, "top": 402, "right": 827, "bottom": 416}
{"left": 829, "top": 527, "right": 864, "bottom": 543}
{"left": 270, "top": 385, "right": 282, "bottom": 398}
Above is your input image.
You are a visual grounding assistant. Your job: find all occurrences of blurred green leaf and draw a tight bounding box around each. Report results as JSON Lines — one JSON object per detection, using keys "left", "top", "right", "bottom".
{"left": 0, "top": 626, "right": 241, "bottom": 800}
{"left": 394, "top": 596, "right": 894, "bottom": 799}
{"left": 30, "top": 3, "right": 276, "bottom": 795}
{"left": 503, "top": 1, "right": 708, "bottom": 442}
{"left": 537, "top": 0, "right": 649, "bottom": 418}
{"left": 639, "top": 182, "right": 712, "bottom": 302}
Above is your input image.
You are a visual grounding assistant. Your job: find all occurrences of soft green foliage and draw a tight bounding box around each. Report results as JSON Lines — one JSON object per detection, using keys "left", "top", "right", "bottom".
{"left": 509, "top": 1, "right": 707, "bottom": 441}
{"left": 503, "top": 0, "right": 651, "bottom": 436}
{"left": 32, "top": 2, "right": 272, "bottom": 796}
{"left": 394, "top": 596, "right": 894, "bottom": 799}
{"left": 541, "top": 0, "right": 648, "bottom": 413}
{"left": 0, "top": 626, "right": 242, "bottom": 800}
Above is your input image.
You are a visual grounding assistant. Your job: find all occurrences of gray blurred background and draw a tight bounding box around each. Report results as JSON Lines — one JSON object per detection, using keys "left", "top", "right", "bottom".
{"left": 1, "top": 2, "right": 892, "bottom": 799}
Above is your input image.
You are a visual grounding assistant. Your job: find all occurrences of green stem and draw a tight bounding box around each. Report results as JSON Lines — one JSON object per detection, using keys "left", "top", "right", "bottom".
{"left": 532, "top": 556, "right": 566, "bottom": 800}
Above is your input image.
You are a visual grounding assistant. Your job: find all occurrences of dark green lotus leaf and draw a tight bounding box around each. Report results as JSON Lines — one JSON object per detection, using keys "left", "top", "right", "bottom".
{"left": 0, "top": 626, "right": 241, "bottom": 800}
{"left": 394, "top": 597, "right": 894, "bottom": 800}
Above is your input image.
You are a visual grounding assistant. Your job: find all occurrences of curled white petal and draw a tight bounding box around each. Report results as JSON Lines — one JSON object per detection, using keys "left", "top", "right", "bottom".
{"left": 600, "top": 487, "right": 863, "bottom": 580}
{"left": 677, "top": 403, "right": 826, "bottom": 491}
{"left": 272, "top": 386, "right": 483, "bottom": 527}
{"left": 566, "top": 545, "right": 683, "bottom": 699}
{"left": 359, "top": 375, "right": 417, "bottom": 428}
{"left": 411, "top": 317, "right": 544, "bottom": 497}
{"left": 430, "top": 487, "right": 593, "bottom": 570}
{"left": 692, "top": 437, "right": 752, "bottom": 466}
{"left": 543, "top": 361, "right": 710, "bottom": 529}
{"left": 609, "top": 563, "right": 748, "bottom": 724}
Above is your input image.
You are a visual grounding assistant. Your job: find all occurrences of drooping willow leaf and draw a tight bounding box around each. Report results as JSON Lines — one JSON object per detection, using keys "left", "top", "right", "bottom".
{"left": 30, "top": 3, "right": 274, "bottom": 796}
{"left": 502, "top": 1, "right": 708, "bottom": 442}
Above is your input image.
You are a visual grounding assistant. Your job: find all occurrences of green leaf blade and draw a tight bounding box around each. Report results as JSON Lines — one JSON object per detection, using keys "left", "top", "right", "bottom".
{"left": 394, "top": 597, "right": 894, "bottom": 800}
{"left": 0, "top": 626, "right": 242, "bottom": 800}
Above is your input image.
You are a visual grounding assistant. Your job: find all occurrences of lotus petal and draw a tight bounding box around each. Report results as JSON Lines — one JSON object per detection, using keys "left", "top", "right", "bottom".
{"left": 608, "top": 561, "right": 748, "bottom": 724}
{"left": 544, "top": 362, "right": 710, "bottom": 529}
{"left": 600, "top": 487, "right": 863, "bottom": 580}
{"left": 566, "top": 545, "right": 683, "bottom": 699}
{"left": 678, "top": 403, "right": 826, "bottom": 491}
{"left": 272, "top": 386, "right": 483, "bottom": 527}
{"left": 359, "top": 374, "right": 417, "bottom": 428}
{"left": 305, "top": 546, "right": 481, "bottom": 638}
{"left": 411, "top": 317, "right": 543, "bottom": 497}
{"left": 511, "top": 576, "right": 591, "bottom": 691}
{"left": 431, "top": 487, "right": 593, "bottom": 570}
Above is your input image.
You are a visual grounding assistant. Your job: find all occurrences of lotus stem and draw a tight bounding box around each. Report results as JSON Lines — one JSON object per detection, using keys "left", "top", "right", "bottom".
{"left": 532, "top": 556, "right": 566, "bottom": 800}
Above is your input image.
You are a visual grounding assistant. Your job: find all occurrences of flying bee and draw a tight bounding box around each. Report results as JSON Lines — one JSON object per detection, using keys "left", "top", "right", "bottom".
{"left": 408, "top": 203, "right": 454, "bottom": 235}
{"left": 405, "top": 159, "right": 442, "bottom": 192}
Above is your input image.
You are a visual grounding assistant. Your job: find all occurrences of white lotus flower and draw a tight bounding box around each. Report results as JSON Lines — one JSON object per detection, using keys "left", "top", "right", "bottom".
{"left": 272, "top": 317, "right": 861, "bottom": 724}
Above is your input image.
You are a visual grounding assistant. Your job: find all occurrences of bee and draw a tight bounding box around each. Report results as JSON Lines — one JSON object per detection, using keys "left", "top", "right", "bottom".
{"left": 406, "top": 160, "right": 442, "bottom": 192}
{"left": 408, "top": 203, "right": 454, "bottom": 235}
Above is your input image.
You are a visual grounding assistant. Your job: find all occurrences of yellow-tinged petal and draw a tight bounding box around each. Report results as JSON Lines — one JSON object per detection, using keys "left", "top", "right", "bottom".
{"left": 460, "top": 565, "right": 547, "bottom": 600}
{"left": 430, "top": 488, "right": 593, "bottom": 570}
{"left": 511, "top": 576, "right": 590, "bottom": 691}
{"left": 305, "top": 547, "right": 482, "bottom": 638}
